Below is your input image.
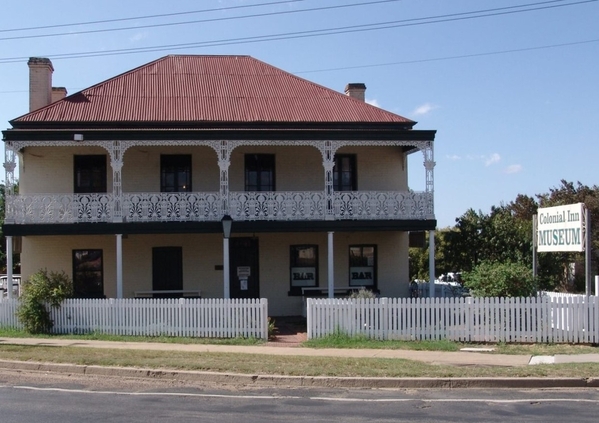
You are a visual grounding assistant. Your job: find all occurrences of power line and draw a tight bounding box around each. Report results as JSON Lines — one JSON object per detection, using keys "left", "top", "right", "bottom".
{"left": 0, "top": 0, "right": 403, "bottom": 41}
{"left": 0, "top": 37, "right": 596, "bottom": 94}
{"left": 0, "top": 0, "right": 307, "bottom": 33}
{"left": 293, "top": 39, "right": 599, "bottom": 74}
{"left": 0, "top": 0, "right": 595, "bottom": 63}
{"left": 0, "top": 0, "right": 588, "bottom": 43}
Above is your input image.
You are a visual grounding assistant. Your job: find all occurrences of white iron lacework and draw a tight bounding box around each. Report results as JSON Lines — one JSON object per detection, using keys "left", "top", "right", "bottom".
{"left": 124, "top": 192, "right": 221, "bottom": 222}
{"left": 333, "top": 191, "right": 433, "bottom": 220}
{"left": 7, "top": 194, "right": 113, "bottom": 224}
{"left": 229, "top": 191, "right": 326, "bottom": 221}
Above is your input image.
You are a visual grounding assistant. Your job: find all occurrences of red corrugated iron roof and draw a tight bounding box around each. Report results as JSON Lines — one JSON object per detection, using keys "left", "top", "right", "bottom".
{"left": 13, "top": 55, "right": 414, "bottom": 125}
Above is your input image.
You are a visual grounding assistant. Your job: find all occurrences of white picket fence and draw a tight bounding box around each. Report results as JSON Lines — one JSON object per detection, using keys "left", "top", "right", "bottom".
{"left": 307, "top": 296, "right": 599, "bottom": 343}
{"left": 0, "top": 298, "right": 269, "bottom": 340}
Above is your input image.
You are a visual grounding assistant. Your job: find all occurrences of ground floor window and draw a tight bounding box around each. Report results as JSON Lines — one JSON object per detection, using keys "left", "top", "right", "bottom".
{"left": 72, "top": 249, "right": 104, "bottom": 298}
{"left": 289, "top": 245, "right": 318, "bottom": 295}
{"left": 349, "top": 245, "right": 376, "bottom": 288}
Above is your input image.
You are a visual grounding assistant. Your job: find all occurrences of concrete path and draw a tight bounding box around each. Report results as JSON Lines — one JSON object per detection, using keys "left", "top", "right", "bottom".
{"left": 2, "top": 337, "right": 598, "bottom": 367}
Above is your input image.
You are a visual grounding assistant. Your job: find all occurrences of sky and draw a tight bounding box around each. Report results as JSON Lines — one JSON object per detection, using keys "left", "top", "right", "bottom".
{"left": 1, "top": 0, "right": 597, "bottom": 228}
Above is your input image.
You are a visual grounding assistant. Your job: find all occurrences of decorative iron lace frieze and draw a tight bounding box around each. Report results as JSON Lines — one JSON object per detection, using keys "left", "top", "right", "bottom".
{"left": 333, "top": 191, "right": 433, "bottom": 220}
{"left": 6, "top": 194, "right": 113, "bottom": 224}
{"left": 229, "top": 191, "right": 326, "bottom": 221}
{"left": 123, "top": 192, "right": 221, "bottom": 222}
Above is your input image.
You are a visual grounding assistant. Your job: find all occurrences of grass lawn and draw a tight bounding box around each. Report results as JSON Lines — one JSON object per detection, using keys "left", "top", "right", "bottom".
{"left": 0, "top": 327, "right": 598, "bottom": 379}
{"left": 0, "top": 344, "right": 598, "bottom": 379}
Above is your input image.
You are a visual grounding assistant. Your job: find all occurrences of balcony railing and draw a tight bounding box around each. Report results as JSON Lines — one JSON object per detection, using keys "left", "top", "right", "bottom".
{"left": 229, "top": 191, "right": 325, "bottom": 221}
{"left": 6, "top": 194, "right": 113, "bottom": 224}
{"left": 5, "top": 191, "right": 433, "bottom": 224}
{"left": 333, "top": 191, "right": 434, "bottom": 220}
{"left": 124, "top": 192, "right": 221, "bottom": 222}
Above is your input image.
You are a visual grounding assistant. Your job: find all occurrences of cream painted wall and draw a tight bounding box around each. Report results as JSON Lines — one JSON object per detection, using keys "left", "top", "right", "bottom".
{"left": 335, "top": 146, "right": 407, "bottom": 191}
{"left": 121, "top": 146, "right": 220, "bottom": 192}
{"left": 19, "top": 145, "right": 408, "bottom": 194}
{"left": 229, "top": 146, "right": 324, "bottom": 191}
{"left": 22, "top": 231, "right": 409, "bottom": 316}
{"left": 21, "top": 235, "right": 117, "bottom": 297}
{"left": 20, "top": 146, "right": 112, "bottom": 194}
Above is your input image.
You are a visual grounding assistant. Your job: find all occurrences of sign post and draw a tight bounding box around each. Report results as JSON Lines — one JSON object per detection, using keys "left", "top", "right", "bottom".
{"left": 535, "top": 203, "right": 590, "bottom": 295}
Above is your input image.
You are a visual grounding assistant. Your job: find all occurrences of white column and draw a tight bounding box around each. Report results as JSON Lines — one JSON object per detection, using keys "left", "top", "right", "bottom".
{"left": 6, "top": 236, "right": 13, "bottom": 299}
{"left": 110, "top": 140, "right": 124, "bottom": 223}
{"left": 223, "top": 238, "right": 230, "bottom": 299}
{"left": 116, "top": 234, "right": 123, "bottom": 298}
{"left": 328, "top": 231, "right": 334, "bottom": 298}
{"left": 218, "top": 140, "right": 231, "bottom": 216}
{"left": 4, "top": 144, "right": 17, "bottom": 224}
{"left": 321, "top": 140, "right": 338, "bottom": 221}
{"left": 585, "top": 207, "right": 591, "bottom": 296}
{"left": 428, "top": 230, "right": 435, "bottom": 298}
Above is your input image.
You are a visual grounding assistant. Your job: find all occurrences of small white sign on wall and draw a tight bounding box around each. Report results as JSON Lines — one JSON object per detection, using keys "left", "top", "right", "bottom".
{"left": 237, "top": 266, "right": 251, "bottom": 278}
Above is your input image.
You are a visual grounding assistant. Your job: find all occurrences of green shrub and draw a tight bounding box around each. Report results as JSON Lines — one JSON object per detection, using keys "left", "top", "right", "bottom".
{"left": 16, "top": 269, "right": 73, "bottom": 334}
{"left": 349, "top": 288, "right": 377, "bottom": 299}
{"left": 463, "top": 261, "right": 537, "bottom": 298}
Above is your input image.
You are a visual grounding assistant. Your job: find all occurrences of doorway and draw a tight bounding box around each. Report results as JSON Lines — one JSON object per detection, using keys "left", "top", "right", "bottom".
{"left": 229, "top": 237, "right": 260, "bottom": 299}
{"left": 152, "top": 246, "right": 183, "bottom": 298}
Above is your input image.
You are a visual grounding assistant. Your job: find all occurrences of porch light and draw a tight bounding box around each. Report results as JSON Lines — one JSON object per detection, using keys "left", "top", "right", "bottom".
{"left": 221, "top": 215, "right": 233, "bottom": 239}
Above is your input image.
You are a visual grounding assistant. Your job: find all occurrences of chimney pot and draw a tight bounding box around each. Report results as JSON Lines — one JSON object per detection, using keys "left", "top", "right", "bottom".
{"left": 345, "top": 83, "right": 366, "bottom": 102}
{"left": 52, "top": 87, "right": 67, "bottom": 103}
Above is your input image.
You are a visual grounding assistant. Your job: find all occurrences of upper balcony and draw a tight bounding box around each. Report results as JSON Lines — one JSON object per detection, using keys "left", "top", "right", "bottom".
{"left": 5, "top": 190, "right": 434, "bottom": 224}
{"left": 3, "top": 140, "right": 435, "bottom": 227}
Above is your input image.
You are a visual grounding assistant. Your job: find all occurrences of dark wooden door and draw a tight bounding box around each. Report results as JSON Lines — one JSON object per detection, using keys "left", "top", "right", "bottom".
{"left": 229, "top": 237, "right": 260, "bottom": 299}
{"left": 152, "top": 247, "right": 183, "bottom": 298}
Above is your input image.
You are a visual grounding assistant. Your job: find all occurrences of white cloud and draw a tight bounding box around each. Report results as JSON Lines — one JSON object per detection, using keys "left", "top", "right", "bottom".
{"left": 130, "top": 32, "right": 149, "bottom": 43}
{"left": 412, "top": 103, "right": 438, "bottom": 116}
{"left": 446, "top": 154, "right": 461, "bottom": 160}
{"left": 504, "top": 164, "right": 523, "bottom": 174}
{"left": 366, "top": 98, "right": 380, "bottom": 107}
{"left": 485, "top": 153, "right": 501, "bottom": 166}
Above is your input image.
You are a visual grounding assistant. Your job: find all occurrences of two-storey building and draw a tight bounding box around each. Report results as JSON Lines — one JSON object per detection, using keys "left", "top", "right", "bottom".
{"left": 2, "top": 55, "right": 436, "bottom": 316}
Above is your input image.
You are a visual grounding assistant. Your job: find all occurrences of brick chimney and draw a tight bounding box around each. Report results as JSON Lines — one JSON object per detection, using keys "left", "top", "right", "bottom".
{"left": 345, "top": 83, "right": 366, "bottom": 102}
{"left": 52, "top": 87, "right": 67, "bottom": 103}
{"left": 28, "top": 57, "right": 54, "bottom": 112}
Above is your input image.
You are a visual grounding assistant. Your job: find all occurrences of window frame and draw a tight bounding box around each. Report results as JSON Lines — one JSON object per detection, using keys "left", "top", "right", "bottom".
{"left": 333, "top": 154, "right": 357, "bottom": 191}
{"left": 245, "top": 154, "right": 275, "bottom": 191}
{"left": 72, "top": 249, "right": 105, "bottom": 298}
{"left": 160, "top": 154, "right": 192, "bottom": 193}
{"left": 74, "top": 155, "right": 107, "bottom": 194}
{"left": 348, "top": 245, "right": 377, "bottom": 288}
{"left": 288, "top": 244, "right": 319, "bottom": 296}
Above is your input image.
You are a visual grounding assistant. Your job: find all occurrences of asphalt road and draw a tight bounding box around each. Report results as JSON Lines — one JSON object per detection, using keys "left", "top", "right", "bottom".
{"left": 0, "top": 370, "right": 598, "bottom": 422}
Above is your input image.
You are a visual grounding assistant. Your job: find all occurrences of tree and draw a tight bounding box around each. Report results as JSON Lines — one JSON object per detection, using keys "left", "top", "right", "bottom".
{"left": 442, "top": 209, "right": 488, "bottom": 273}
{"left": 409, "top": 229, "right": 453, "bottom": 280}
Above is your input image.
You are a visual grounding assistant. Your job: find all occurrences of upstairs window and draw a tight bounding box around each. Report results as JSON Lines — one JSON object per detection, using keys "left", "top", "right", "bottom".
{"left": 161, "top": 155, "right": 192, "bottom": 192}
{"left": 245, "top": 154, "right": 275, "bottom": 191}
{"left": 333, "top": 154, "right": 357, "bottom": 191}
{"left": 74, "top": 155, "right": 107, "bottom": 193}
